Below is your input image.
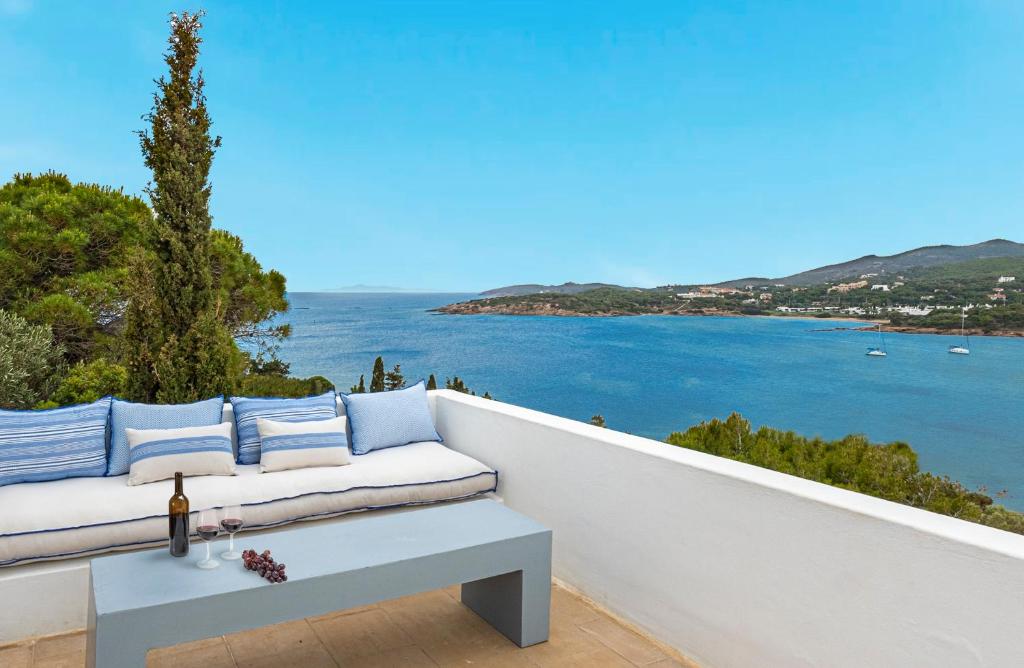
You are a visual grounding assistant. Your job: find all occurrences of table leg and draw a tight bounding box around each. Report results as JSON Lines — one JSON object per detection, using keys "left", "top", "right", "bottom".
{"left": 86, "top": 576, "right": 148, "bottom": 668}
{"left": 461, "top": 562, "right": 551, "bottom": 647}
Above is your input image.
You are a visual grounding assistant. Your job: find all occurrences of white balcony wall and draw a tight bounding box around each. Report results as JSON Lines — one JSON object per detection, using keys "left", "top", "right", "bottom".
{"left": 430, "top": 390, "right": 1024, "bottom": 668}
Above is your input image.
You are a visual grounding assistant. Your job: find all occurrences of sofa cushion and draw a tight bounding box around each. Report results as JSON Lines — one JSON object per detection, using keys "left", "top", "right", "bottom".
{"left": 0, "top": 398, "right": 110, "bottom": 487}
{"left": 127, "top": 422, "right": 236, "bottom": 486}
{"left": 341, "top": 381, "right": 442, "bottom": 455}
{"left": 257, "top": 416, "right": 351, "bottom": 473}
{"left": 108, "top": 396, "right": 224, "bottom": 476}
{"left": 0, "top": 441, "right": 497, "bottom": 567}
{"left": 230, "top": 392, "right": 338, "bottom": 465}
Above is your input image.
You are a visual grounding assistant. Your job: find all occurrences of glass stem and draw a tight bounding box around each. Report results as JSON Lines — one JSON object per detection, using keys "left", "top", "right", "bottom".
{"left": 206, "top": 541, "right": 211, "bottom": 562}
{"left": 229, "top": 533, "right": 234, "bottom": 553}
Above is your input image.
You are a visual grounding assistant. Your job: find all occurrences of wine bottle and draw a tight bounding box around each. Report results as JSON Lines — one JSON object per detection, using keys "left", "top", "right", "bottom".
{"left": 169, "top": 472, "right": 190, "bottom": 557}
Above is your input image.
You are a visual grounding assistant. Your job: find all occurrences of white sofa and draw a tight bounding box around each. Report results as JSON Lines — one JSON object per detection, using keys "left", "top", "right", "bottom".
{"left": 0, "top": 441, "right": 496, "bottom": 567}
{"left": 0, "top": 397, "right": 497, "bottom": 568}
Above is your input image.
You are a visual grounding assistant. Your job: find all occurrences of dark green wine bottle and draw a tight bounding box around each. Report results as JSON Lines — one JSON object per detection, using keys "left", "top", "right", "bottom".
{"left": 169, "top": 472, "right": 190, "bottom": 557}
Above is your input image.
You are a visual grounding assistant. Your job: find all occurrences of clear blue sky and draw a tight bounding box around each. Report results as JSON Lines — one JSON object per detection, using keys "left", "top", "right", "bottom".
{"left": 2, "top": 1, "right": 1022, "bottom": 292}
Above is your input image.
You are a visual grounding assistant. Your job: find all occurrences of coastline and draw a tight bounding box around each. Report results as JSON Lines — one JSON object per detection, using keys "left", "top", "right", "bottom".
{"left": 431, "top": 304, "right": 1024, "bottom": 338}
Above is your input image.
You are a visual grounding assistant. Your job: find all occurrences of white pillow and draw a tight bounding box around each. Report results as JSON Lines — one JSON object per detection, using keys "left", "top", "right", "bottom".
{"left": 256, "top": 416, "right": 351, "bottom": 473}
{"left": 126, "top": 422, "right": 236, "bottom": 486}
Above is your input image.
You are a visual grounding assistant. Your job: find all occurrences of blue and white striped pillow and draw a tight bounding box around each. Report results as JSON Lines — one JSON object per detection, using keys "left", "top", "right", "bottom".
{"left": 126, "top": 422, "right": 235, "bottom": 486}
{"left": 0, "top": 397, "right": 111, "bottom": 487}
{"left": 107, "top": 396, "right": 225, "bottom": 476}
{"left": 256, "top": 416, "right": 351, "bottom": 473}
{"left": 229, "top": 392, "right": 338, "bottom": 464}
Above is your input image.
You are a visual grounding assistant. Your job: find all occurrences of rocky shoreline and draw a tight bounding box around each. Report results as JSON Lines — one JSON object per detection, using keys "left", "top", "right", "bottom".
{"left": 432, "top": 302, "right": 1024, "bottom": 337}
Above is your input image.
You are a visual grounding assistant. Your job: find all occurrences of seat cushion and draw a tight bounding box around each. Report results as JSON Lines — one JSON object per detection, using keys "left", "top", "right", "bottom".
{"left": 108, "top": 396, "right": 225, "bottom": 476}
{"left": 0, "top": 442, "right": 497, "bottom": 567}
{"left": 0, "top": 398, "right": 111, "bottom": 487}
{"left": 230, "top": 392, "right": 338, "bottom": 465}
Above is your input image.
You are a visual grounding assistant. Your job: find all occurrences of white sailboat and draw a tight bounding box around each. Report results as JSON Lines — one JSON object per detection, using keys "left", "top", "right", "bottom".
{"left": 866, "top": 323, "right": 887, "bottom": 357}
{"left": 949, "top": 309, "right": 970, "bottom": 355}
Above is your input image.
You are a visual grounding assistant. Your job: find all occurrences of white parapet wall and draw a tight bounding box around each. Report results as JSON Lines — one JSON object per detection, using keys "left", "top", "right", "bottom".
{"left": 430, "top": 390, "right": 1024, "bottom": 668}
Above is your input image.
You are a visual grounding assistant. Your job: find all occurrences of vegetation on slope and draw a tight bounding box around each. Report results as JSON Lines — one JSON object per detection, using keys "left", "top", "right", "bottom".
{"left": 666, "top": 413, "right": 1024, "bottom": 536}
{"left": 440, "top": 256, "right": 1024, "bottom": 333}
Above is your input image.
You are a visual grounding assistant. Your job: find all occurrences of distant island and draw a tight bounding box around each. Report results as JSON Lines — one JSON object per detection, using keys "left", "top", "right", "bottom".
{"left": 435, "top": 239, "right": 1024, "bottom": 336}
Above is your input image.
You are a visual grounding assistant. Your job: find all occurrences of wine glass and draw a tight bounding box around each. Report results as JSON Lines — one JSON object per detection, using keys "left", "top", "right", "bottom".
{"left": 220, "top": 504, "right": 244, "bottom": 560}
{"left": 196, "top": 509, "right": 220, "bottom": 570}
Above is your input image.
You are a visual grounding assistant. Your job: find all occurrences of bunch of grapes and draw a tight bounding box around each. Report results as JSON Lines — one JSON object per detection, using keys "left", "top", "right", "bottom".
{"left": 242, "top": 548, "right": 288, "bottom": 583}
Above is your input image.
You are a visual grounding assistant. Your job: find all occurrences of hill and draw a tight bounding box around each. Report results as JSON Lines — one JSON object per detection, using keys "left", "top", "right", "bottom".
{"left": 767, "top": 239, "right": 1024, "bottom": 286}
{"left": 441, "top": 242, "right": 1024, "bottom": 335}
{"left": 481, "top": 282, "right": 633, "bottom": 298}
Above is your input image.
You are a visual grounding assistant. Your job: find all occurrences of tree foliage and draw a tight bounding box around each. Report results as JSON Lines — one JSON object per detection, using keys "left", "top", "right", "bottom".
{"left": 238, "top": 373, "right": 333, "bottom": 398}
{"left": 666, "top": 413, "right": 1024, "bottom": 535}
{"left": 0, "top": 309, "right": 65, "bottom": 408}
{"left": 383, "top": 364, "right": 405, "bottom": 391}
{"left": 124, "top": 11, "right": 241, "bottom": 402}
{"left": 47, "top": 358, "right": 127, "bottom": 406}
{"left": 369, "top": 356, "right": 385, "bottom": 393}
{"left": 0, "top": 172, "right": 150, "bottom": 363}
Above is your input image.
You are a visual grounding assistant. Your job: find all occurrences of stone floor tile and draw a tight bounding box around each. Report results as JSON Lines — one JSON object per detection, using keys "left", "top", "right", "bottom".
{"left": 579, "top": 616, "right": 670, "bottom": 666}
{"left": 0, "top": 644, "right": 32, "bottom": 668}
{"left": 223, "top": 619, "right": 336, "bottom": 668}
{"left": 310, "top": 607, "right": 415, "bottom": 663}
{"left": 147, "top": 636, "right": 235, "bottom": 668}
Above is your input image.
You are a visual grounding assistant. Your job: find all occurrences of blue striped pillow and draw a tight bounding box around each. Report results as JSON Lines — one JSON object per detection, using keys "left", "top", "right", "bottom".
{"left": 229, "top": 391, "right": 338, "bottom": 464}
{"left": 126, "top": 422, "right": 235, "bottom": 486}
{"left": 107, "top": 396, "right": 225, "bottom": 476}
{"left": 0, "top": 397, "right": 111, "bottom": 487}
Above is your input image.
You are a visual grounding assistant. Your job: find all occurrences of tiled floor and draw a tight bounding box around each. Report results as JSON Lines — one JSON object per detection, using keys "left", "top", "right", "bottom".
{"left": 0, "top": 583, "right": 694, "bottom": 667}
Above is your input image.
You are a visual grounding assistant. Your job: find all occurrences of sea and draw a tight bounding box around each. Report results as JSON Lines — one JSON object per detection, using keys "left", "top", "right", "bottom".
{"left": 277, "top": 292, "right": 1024, "bottom": 510}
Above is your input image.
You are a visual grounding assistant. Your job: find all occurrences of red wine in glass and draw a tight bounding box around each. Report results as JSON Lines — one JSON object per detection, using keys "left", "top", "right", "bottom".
{"left": 196, "top": 509, "right": 220, "bottom": 569}
{"left": 220, "top": 504, "right": 244, "bottom": 560}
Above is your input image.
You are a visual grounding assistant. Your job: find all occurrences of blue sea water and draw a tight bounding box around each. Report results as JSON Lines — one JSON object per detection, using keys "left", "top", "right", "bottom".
{"left": 278, "top": 292, "right": 1024, "bottom": 509}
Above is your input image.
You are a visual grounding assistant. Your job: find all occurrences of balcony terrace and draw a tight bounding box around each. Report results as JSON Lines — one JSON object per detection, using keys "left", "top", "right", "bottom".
{"left": 0, "top": 583, "right": 688, "bottom": 667}
{"left": 2, "top": 390, "right": 1023, "bottom": 667}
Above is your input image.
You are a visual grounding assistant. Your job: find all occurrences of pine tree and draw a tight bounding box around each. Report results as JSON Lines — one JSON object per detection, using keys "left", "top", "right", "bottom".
{"left": 125, "top": 11, "right": 241, "bottom": 402}
{"left": 349, "top": 374, "right": 366, "bottom": 394}
{"left": 426, "top": 374, "right": 437, "bottom": 391}
{"left": 369, "top": 356, "right": 385, "bottom": 393}
{"left": 590, "top": 414, "right": 607, "bottom": 428}
{"left": 383, "top": 364, "right": 404, "bottom": 391}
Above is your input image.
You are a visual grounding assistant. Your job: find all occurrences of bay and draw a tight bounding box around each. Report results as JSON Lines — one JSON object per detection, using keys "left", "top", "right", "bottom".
{"left": 278, "top": 292, "right": 1024, "bottom": 510}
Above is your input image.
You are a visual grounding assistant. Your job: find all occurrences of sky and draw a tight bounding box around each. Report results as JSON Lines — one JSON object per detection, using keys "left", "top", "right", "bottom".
{"left": 1, "top": 1, "right": 1023, "bottom": 292}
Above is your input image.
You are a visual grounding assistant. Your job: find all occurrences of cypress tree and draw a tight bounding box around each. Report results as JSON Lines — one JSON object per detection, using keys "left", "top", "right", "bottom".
{"left": 369, "top": 356, "right": 385, "bottom": 393}
{"left": 125, "top": 11, "right": 242, "bottom": 402}
{"left": 426, "top": 374, "right": 437, "bottom": 391}
{"left": 349, "top": 374, "right": 366, "bottom": 394}
{"left": 383, "top": 364, "right": 404, "bottom": 391}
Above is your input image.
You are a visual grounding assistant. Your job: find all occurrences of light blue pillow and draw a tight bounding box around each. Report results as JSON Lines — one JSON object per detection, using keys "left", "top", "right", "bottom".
{"left": 107, "top": 396, "right": 224, "bottom": 476}
{"left": 0, "top": 397, "right": 111, "bottom": 487}
{"left": 229, "top": 391, "right": 338, "bottom": 465}
{"left": 341, "top": 381, "right": 442, "bottom": 456}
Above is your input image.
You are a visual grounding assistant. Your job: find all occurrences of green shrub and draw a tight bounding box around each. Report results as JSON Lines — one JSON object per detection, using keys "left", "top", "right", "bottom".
{"left": 238, "top": 373, "right": 334, "bottom": 398}
{"left": 0, "top": 309, "right": 65, "bottom": 408}
{"left": 667, "top": 413, "right": 1024, "bottom": 536}
{"left": 49, "top": 358, "right": 127, "bottom": 405}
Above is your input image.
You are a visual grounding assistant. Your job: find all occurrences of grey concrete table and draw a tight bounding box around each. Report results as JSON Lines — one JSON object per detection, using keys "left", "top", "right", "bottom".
{"left": 86, "top": 499, "right": 551, "bottom": 667}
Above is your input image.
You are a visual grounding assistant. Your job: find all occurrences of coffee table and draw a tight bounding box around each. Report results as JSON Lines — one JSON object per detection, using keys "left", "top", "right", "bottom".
{"left": 85, "top": 499, "right": 551, "bottom": 667}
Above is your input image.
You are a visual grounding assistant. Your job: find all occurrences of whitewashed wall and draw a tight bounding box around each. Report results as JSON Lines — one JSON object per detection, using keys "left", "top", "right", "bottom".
{"left": 430, "top": 390, "right": 1024, "bottom": 668}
